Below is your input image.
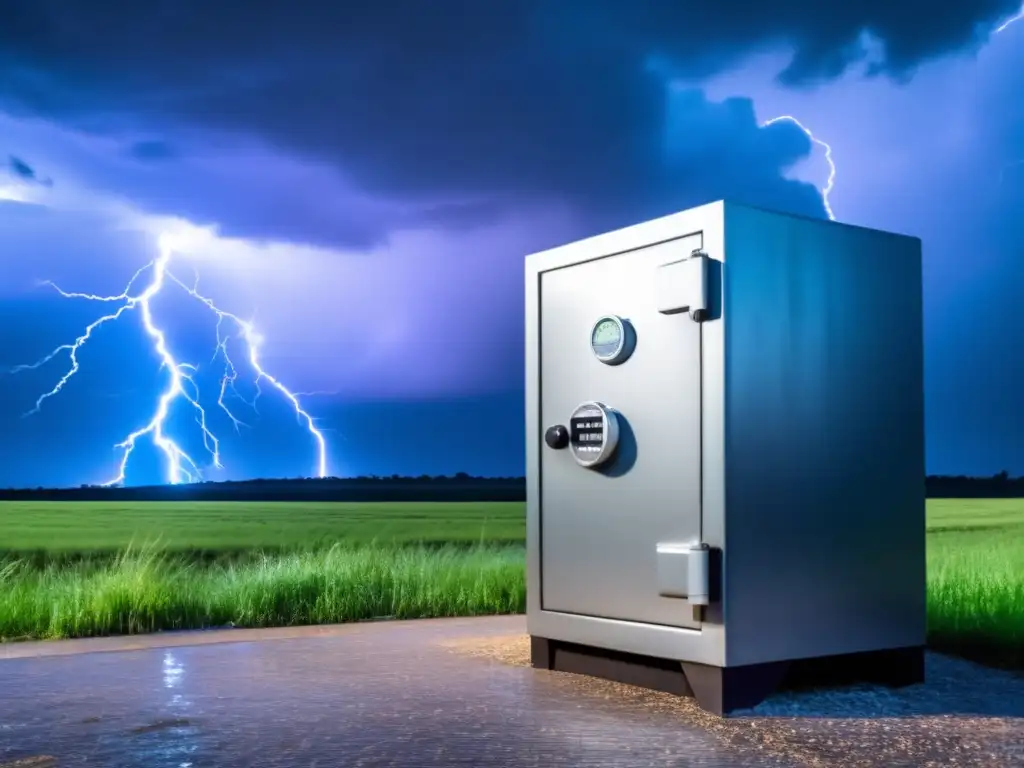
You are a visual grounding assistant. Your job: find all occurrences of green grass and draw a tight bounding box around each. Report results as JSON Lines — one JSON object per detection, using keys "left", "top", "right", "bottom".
{"left": 924, "top": 500, "right": 1024, "bottom": 669}
{"left": 0, "top": 499, "right": 1020, "bottom": 672}
{"left": 0, "top": 543, "right": 526, "bottom": 641}
{"left": 0, "top": 501, "right": 526, "bottom": 564}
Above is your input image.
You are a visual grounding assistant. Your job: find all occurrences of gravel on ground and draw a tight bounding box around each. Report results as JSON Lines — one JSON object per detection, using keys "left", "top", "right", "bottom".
{"left": 443, "top": 635, "right": 1024, "bottom": 768}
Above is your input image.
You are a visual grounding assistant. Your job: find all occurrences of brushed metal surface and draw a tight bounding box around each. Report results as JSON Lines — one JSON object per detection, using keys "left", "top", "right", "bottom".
{"left": 526, "top": 200, "right": 924, "bottom": 676}
{"left": 526, "top": 202, "right": 727, "bottom": 667}
{"left": 538, "top": 235, "right": 703, "bottom": 627}
{"left": 0, "top": 617, "right": 793, "bottom": 768}
{"left": 720, "top": 203, "right": 926, "bottom": 667}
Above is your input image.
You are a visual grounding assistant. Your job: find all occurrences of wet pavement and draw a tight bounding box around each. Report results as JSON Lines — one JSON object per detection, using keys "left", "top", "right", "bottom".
{"left": 0, "top": 616, "right": 793, "bottom": 768}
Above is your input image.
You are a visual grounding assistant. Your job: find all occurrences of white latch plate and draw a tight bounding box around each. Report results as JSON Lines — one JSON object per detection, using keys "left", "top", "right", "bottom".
{"left": 655, "top": 541, "right": 710, "bottom": 606}
{"left": 656, "top": 253, "right": 708, "bottom": 318}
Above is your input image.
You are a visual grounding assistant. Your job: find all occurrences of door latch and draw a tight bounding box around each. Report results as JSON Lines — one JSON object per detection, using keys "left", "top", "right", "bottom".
{"left": 655, "top": 541, "right": 711, "bottom": 606}
{"left": 655, "top": 249, "right": 709, "bottom": 322}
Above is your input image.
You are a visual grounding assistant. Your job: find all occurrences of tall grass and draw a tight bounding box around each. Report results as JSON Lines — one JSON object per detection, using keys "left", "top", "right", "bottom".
{"left": 926, "top": 530, "right": 1024, "bottom": 668}
{"left": 0, "top": 543, "right": 525, "bottom": 641}
{"left": 1, "top": 497, "right": 1022, "bottom": 674}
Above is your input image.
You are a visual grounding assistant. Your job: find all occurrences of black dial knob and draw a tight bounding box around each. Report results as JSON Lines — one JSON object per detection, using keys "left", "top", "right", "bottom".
{"left": 544, "top": 424, "right": 569, "bottom": 450}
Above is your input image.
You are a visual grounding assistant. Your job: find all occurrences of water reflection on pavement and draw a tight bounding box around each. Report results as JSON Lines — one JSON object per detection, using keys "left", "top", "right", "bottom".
{"left": 0, "top": 617, "right": 792, "bottom": 768}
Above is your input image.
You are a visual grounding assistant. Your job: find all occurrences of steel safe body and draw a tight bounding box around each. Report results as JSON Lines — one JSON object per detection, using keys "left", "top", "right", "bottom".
{"left": 524, "top": 201, "right": 926, "bottom": 713}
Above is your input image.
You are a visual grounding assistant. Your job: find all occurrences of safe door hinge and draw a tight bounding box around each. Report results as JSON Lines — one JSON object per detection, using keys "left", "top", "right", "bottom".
{"left": 655, "top": 249, "right": 709, "bottom": 322}
{"left": 655, "top": 541, "right": 711, "bottom": 606}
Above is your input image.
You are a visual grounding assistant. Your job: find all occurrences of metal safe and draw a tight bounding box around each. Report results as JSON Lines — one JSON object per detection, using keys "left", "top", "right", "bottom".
{"left": 525, "top": 201, "right": 926, "bottom": 715}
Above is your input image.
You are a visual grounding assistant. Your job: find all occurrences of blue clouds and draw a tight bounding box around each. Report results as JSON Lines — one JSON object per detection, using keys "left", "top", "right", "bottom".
{"left": 1, "top": 1, "right": 1017, "bottom": 242}
{"left": 0, "top": 1, "right": 1022, "bottom": 486}
{"left": 6, "top": 154, "right": 51, "bottom": 186}
{"left": 128, "top": 140, "right": 177, "bottom": 162}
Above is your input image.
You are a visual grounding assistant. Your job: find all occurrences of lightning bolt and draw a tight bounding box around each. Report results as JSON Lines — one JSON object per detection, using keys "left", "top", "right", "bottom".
{"left": 761, "top": 115, "right": 837, "bottom": 221}
{"left": 991, "top": 10, "right": 1023, "bottom": 191}
{"left": 7, "top": 237, "right": 328, "bottom": 486}
{"left": 756, "top": 7, "right": 1022, "bottom": 221}
{"left": 754, "top": 4, "right": 1024, "bottom": 222}
{"left": 995, "top": 6, "right": 1023, "bottom": 33}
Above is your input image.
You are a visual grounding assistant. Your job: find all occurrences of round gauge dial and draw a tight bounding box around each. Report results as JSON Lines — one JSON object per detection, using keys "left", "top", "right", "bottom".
{"left": 590, "top": 315, "right": 634, "bottom": 365}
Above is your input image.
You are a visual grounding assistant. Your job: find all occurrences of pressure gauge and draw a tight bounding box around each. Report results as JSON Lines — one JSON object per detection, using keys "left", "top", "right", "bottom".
{"left": 590, "top": 315, "right": 635, "bottom": 365}
{"left": 569, "top": 401, "right": 620, "bottom": 468}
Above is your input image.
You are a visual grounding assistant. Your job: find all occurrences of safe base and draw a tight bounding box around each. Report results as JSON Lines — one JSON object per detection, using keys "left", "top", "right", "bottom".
{"left": 530, "top": 635, "right": 925, "bottom": 716}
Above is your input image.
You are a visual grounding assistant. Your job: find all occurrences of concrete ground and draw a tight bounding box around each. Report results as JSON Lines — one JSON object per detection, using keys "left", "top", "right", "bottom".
{"left": 0, "top": 616, "right": 1021, "bottom": 767}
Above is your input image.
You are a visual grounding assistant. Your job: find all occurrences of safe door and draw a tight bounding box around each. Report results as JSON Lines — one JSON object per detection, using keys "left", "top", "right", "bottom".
{"left": 538, "top": 235, "right": 706, "bottom": 629}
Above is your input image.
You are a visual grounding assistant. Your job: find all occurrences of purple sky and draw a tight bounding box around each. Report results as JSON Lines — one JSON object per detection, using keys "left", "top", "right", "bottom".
{"left": 0, "top": 2, "right": 1021, "bottom": 486}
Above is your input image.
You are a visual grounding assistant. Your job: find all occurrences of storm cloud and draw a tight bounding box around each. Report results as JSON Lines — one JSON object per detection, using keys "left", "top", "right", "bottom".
{"left": 0, "top": 0, "right": 1017, "bottom": 242}
{"left": 0, "top": 1, "right": 1022, "bottom": 485}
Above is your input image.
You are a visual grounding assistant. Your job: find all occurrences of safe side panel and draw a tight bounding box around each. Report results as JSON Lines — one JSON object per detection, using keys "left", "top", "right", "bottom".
{"left": 721, "top": 205, "right": 926, "bottom": 666}
{"left": 539, "top": 235, "right": 703, "bottom": 629}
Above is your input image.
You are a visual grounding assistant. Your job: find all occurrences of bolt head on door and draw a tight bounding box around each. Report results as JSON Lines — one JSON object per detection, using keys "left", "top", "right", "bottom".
{"left": 544, "top": 424, "right": 570, "bottom": 449}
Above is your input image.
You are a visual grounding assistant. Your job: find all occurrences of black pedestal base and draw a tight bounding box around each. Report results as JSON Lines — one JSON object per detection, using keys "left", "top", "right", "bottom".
{"left": 530, "top": 636, "right": 925, "bottom": 716}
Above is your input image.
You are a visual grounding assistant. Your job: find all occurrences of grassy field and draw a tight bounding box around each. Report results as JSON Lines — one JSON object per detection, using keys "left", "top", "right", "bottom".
{"left": 0, "top": 501, "right": 526, "bottom": 562}
{"left": 922, "top": 500, "right": 1024, "bottom": 668}
{"left": 0, "top": 499, "right": 1020, "bottom": 670}
{"left": 0, "top": 544, "right": 525, "bottom": 641}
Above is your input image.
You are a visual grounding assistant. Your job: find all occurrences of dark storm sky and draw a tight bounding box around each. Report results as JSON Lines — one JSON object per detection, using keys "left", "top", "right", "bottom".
{"left": 0, "top": 1, "right": 1021, "bottom": 487}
